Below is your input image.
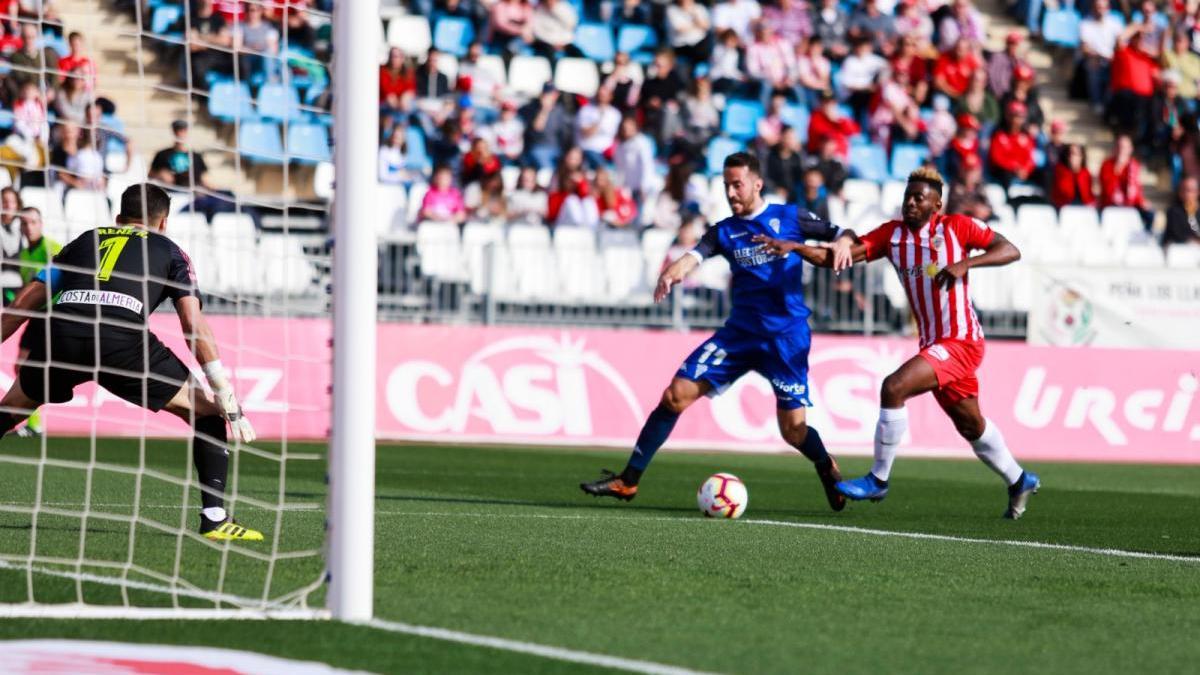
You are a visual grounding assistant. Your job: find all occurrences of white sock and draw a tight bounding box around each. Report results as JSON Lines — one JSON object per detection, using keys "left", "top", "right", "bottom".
{"left": 970, "top": 419, "right": 1024, "bottom": 485}
{"left": 202, "top": 506, "right": 227, "bottom": 523}
{"left": 870, "top": 407, "right": 908, "bottom": 482}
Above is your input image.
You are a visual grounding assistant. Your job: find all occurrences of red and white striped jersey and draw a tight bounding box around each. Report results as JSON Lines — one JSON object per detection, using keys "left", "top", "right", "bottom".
{"left": 860, "top": 213, "right": 995, "bottom": 347}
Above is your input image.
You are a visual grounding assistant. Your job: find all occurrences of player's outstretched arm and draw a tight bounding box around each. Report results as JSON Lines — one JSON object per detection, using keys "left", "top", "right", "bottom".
{"left": 933, "top": 232, "right": 1021, "bottom": 289}
{"left": 175, "top": 296, "right": 256, "bottom": 443}
{"left": 654, "top": 254, "right": 700, "bottom": 303}
{"left": 1, "top": 281, "right": 48, "bottom": 343}
{"left": 822, "top": 229, "right": 868, "bottom": 272}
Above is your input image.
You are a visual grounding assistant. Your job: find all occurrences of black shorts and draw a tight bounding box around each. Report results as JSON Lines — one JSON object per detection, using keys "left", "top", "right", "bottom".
{"left": 19, "top": 326, "right": 191, "bottom": 412}
{"left": 18, "top": 318, "right": 46, "bottom": 353}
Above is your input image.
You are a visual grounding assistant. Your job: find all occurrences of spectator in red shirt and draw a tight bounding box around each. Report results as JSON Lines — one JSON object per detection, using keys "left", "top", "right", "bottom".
{"left": 460, "top": 137, "right": 502, "bottom": 187}
{"left": 933, "top": 39, "right": 980, "bottom": 99}
{"left": 1100, "top": 133, "right": 1154, "bottom": 228}
{"left": 1051, "top": 144, "right": 1096, "bottom": 208}
{"left": 1110, "top": 26, "right": 1160, "bottom": 145}
{"left": 593, "top": 167, "right": 638, "bottom": 229}
{"left": 890, "top": 35, "right": 929, "bottom": 105}
{"left": 57, "top": 32, "right": 97, "bottom": 91}
{"left": 0, "top": 19, "right": 21, "bottom": 55}
{"left": 988, "top": 100, "right": 1038, "bottom": 188}
{"left": 806, "top": 91, "right": 860, "bottom": 160}
{"left": 945, "top": 112, "right": 982, "bottom": 184}
{"left": 379, "top": 48, "right": 415, "bottom": 111}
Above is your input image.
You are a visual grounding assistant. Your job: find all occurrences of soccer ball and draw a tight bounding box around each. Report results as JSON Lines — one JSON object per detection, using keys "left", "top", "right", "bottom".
{"left": 697, "top": 473, "right": 748, "bottom": 519}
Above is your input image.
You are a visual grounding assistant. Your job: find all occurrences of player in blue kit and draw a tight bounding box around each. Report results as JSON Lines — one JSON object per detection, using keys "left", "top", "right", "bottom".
{"left": 581, "top": 152, "right": 846, "bottom": 511}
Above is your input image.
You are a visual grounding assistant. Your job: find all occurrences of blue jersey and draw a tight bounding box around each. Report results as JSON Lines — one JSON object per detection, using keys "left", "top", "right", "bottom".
{"left": 691, "top": 203, "right": 840, "bottom": 338}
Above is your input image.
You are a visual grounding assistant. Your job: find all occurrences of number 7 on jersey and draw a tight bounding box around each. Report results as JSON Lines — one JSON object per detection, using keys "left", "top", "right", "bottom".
{"left": 96, "top": 236, "right": 130, "bottom": 281}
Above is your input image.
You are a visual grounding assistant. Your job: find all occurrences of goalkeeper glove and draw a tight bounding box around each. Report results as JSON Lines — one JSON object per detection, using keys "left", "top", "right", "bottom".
{"left": 203, "top": 360, "right": 256, "bottom": 443}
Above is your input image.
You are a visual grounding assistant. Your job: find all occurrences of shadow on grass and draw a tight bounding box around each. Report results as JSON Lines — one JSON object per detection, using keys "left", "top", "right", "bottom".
{"left": 374, "top": 492, "right": 839, "bottom": 520}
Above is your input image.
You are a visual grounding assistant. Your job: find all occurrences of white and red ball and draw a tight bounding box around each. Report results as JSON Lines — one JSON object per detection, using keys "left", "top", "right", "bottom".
{"left": 697, "top": 473, "right": 748, "bottom": 519}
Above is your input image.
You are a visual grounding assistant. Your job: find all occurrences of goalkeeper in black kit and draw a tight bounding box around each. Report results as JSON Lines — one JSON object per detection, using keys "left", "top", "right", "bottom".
{"left": 0, "top": 184, "right": 262, "bottom": 541}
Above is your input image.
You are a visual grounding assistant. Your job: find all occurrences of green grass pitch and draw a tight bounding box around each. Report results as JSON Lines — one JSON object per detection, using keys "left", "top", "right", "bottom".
{"left": 0, "top": 438, "right": 1198, "bottom": 674}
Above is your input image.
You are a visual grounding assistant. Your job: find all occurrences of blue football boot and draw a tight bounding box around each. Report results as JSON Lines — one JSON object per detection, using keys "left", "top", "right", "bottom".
{"left": 1004, "top": 471, "right": 1040, "bottom": 520}
{"left": 835, "top": 473, "right": 889, "bottom": 502}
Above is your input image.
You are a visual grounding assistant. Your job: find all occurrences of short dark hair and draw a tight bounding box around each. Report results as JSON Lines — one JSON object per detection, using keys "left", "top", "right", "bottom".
{"left": 723, "top": 151, "right": 761, "bottom": 176}
{"left": 118, "top": 184, "right": 171, "bottom": 224}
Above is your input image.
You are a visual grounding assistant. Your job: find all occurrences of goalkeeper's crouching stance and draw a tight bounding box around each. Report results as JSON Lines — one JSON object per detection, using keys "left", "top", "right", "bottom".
{"left": 0, "top": 183, "right": 262, "bottom": 542}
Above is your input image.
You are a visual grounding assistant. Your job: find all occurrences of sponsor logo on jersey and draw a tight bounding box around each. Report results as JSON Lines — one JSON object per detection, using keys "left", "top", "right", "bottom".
{"left": 732, "top": 245, "right": 776, "bottom": 267}
{"left": 56, "top": 289, "right": 144, "bottom": 314}
{"left": 771, "top": 378, "right": 807, "bottom": 396}
{"left": 729, "top": 231, "right": 749, "bottom": 239}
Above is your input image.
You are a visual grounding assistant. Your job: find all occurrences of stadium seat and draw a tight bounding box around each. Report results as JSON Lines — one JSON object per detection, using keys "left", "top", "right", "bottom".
{"left": 500, "top": 166, "right": 520, "bottom": 191}
{"left": 63, "top": 190, "right": 112, "bottom": 239}
{"left": 257, "top": 82, "right": 304, "bottom": 123}
{"left": 433, "top": 17, "right": 474, "bottom": 57}
{"left": 705, "top": 136, "right": 743, "bottom": 176}
{"left": 640, "top": 228, "right": 675, "bottom": 287}
{"left": 707, "top": 176, "right": 733, "bottom": 221}
{"left": 1016, "top": 203, "right": 1058, "bottom": 233}
{"left": 286, "top": 123, "right": 333, "bottom": 163}
{"left": 211, "top": 213, "right": 260, "bottom": 295}
{"left": 889, "top": 144, "right": 929, "bottom": 181}
{"left": 780, "top": 105, "right": 809, "bottom": 140}
{"left": 209, "top": 81, "right": 257, "bottom": 123}
{"left": 553, "top": 58, "right": 600, "bottom": 97}
{"left": 1009, "top": 264, "right": 1033, "bottom": 312}
{"left": 165, "top": 212, "right": 209, "bottom": 244}
{"left": 721, "top": 99, "right": 764, "bottom": 141}
{"left": 259, "top": 234, "right": 315, "bottom": 295}
{"left": 19, "top": 187, "right": 67, "bottom": 244}
{"left": 575, "top": 23, "right": 616, "bottom": 63}
{"left": 696, "top": 256, "right": 731, "bottom": 290}
{"left": 969, "top": 268, "right": 1010, "bottom": 311}
{"left": 1041, "top": 9, "right": 1081, "bottom": 48}
{"left": 462, "top": 222, "right": 505, "bottom": 293}
{"left": 841, "top": 178, "right": 882, "bottom": 209}
{"left": 880, "top": 180, "right": 905, "bottom": 216}
{"left": 985, "top": 183, "right": 1008, "bottom": 209}
{"left": 238, "top": 121, "right": 285, "bottom": 164}
{"left": 1079, "top": 240, "right": 1119, "bottom": 266}
{"left": 406, "top": 182, "right": 428, "bottom": 226}
{"left": 509, "top": 55, "right": 553, "bottom": 98}
{"left": 1058, "top": 205, "right": 1102, "bottom": 247}
{"left": 388, "top": 16, "right": 432, "bottom": 57}
{"left": 475, "top": 55, "right": 508, "bottom": 91}
{"left": 377, "top": 183, "right": 409, "bottom": 234}
{"left": 508, "top": 224, "right": 557, "bottom": 299}
{"left": 150, "top": 4, "right": 183, "bottom": 38}
{"left": 1122, "top": 243, "right": 1165, "bottom": 268}
{"left": 849, "top": 144, "right": 888, "bottom": 183}
{"left": 314, "top": 161, "right": 334, "bottom": 200}
{"left": 416, "top": 221, "right": 466, "bottom": 281}
{"left": 604, "top": 243, "right": 646, "bottom": 301}
{"left": 554, "top": 226, "right": 605, "bottom": 300}
{"left": 876, "top": 258, "right": 908, "bottom": 309}
{"left": 616, "top": 24, "right": 657, "bottom": 64}
{"left": 1166, "top": 243, "right": 1200, "bottom": 268}
{"left": 1100, "top": 207, "right": 1144, "bottom": 251}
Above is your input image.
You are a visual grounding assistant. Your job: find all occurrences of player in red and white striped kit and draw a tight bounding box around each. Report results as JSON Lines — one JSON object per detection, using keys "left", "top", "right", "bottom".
{"left": 753, "top": 167, "right": 1041, "bottom": 519}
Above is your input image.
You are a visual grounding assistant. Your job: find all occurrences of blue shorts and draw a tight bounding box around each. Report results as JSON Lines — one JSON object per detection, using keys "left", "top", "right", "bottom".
{"left": 677, "top": 326, "right": 812, "bottom": 410}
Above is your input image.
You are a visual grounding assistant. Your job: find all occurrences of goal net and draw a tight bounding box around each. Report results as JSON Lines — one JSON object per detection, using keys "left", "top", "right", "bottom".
{"left": 0, "top": 0, "right": 353, "bottom": 618}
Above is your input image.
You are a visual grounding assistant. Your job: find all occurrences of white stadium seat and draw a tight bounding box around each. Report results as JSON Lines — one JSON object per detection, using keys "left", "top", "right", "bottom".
{"left": 603, "top": 243, "right": 645, "bottom": 301}
{"left": 554, "top": 227, "right": 605, "bottom": 300}
{"left": 1016, "top": 203, "right": 1057, "bottom": 233}
{"left": 696, "top": 256, "right": 731, "bottom": 290}
{"left": 1166, "top": 243, "right": 1200, "bottom": 268}
{"left": 1009, "top": 264, "right": 1034, "bottom": 312}
{"left": 314, "top": 161, "right": 334, "bottom": 200}
{"left": 880, "top": 180, "right": 905, "bottom": 217}
{"left": 500, "top": 166, "right": 520, "bottom": 192}
{"left": 509, "top": 56, "right": 553, "bottom": 98}
{"left": 984, "top": 183, "right": 1007, "bottom": 209}
{"left": 259, "top": 234, "right": 314, "bottom": 295}
{"left": 476, "top": 55, "right": 508, "bottom": 91}
{"left": 63, "top": 190, "right": 112, "bottom": 239}
{"left": 1079, "top": 240, "right": 1119, "bottom": 267}
{"left": 640, "top": 228, "right": 675, "bottom": 287}
{"left": 508, "top": 224, "right": 557, "bottom": 299}
{"left": 968, "top": 268, "right": 1010, "bottom": 311}
{"left": 1100, "top": 206, "right": 1144, "bottom": 251}
{"left": 20, "top": 187, "right": 67, "bottom": 244}
{"left": 388, "top": 16, "right": 432, "bottom": 56}
{"left": 211, "top": 213, "right": 260, "bottom": 295}
{"left": 406, "top": 182, "right": 428, "bottom": 227}
{"left": 841, "top": 179, "right": 881, "bottom": 209}
{"left": 377, "top": 183, "right": 408, "bottom": 235}
{"left": 165, "top": 212, "right": 209, "bottom": 243}
{"left": 553, "top": 57, "right": 600, "bottom": 98}
{"left": 462, "top": 222, "right": 505, "bottom": 293}
{"left": 1123, "top": 243, "right": 1165, "bottom": 268}
{"left": 1058, "top": 205, "right": 1102, "bottom": 247}
{"left": 415, "top": 220, "right": 466, "bottom": 281}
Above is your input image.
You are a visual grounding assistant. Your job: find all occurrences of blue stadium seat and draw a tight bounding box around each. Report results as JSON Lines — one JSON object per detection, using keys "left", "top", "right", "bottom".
{"left": 209, "top": 81, "right": 257, "bottom": 122}
{"left": 575, "top": 23, "right": 616, "bottom": 63}
{"left": 405, "top": 127, "right": 432, "bottom": 170}
{"left": 238, "top": 121, "right": 284, "bottom": 164}
{"left": 616, "top": 25, "right": 657, "bottom": 64}
{"left": 42, "top": 32, "right": 69, "bottom": 58}
{"left": 889, "top": 143, "right": 930, "bottom": 180}
{"left": 258, "top": 82, "right": 304, "bottom": 122}
{"left": 286, "top": 123, "right": 332, "bottom": 163}
{"left": 1041, "top": 9, "right": 1081, "bottom": 48}
{"left": 849, "top": 144, "right": 888, "bottom": 183}
{"left": 780, "top": 105, "right": 809, "bottom": 140}
{"left": 150, "top": 4, "right": 183, "bottom": 37}
{"left": 706, "top": 136, "right": 743, "bottom": 176}
{"left": 433, "top": 17, "right": 474, "bottom": 57}
{"left": 721, "top": 99, "right": 763, "bottom": 141}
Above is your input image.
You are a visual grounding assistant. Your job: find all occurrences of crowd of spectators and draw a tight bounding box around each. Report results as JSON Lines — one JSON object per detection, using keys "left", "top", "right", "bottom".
{"left": 372, "top": 0, "right": 1200, "bottom": 257}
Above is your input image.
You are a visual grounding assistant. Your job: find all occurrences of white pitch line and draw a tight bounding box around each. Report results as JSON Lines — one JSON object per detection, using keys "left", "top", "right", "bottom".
{"left": 379, "top": 510, "right": 1200, "bottom": 565}
{"left": 366, "top": 618, "right": 718, "bottom": 675}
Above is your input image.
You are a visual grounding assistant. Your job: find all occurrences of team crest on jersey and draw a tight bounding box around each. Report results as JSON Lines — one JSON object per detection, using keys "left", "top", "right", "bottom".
{"left": 932, "top": 235, "right": 944, "bottom": 249}
{"left": 769, "top": 218, "right": 780, "bottom": 233}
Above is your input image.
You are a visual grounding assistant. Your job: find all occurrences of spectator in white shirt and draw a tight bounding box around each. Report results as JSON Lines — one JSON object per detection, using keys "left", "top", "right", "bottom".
{"left": 575, "top": 86, "right": 622, "bottom": 168}
{"left": 613, "top": 115, "right": 658, "bottom": 202}
{"left": 1079, "top": 0, "right": 1124, "bottom": 113}
{"left": 838, "top": 37, "right": 887, "bottom": 121}
{"left": 796, "top": 36, "right": 833, "bottom": 108}
{"left": 709, "top": 28, "right": 745, "bottom": 95}
{"left": 506, "top": 166, "right": 549, "bottom": 226}
{"left": 457, "top": 42, "right": 503, "bottom": 108}
{"left": 483, "top": 100, "right": 525, "bottom": 162}
{"left": 531, "top": 0, "right": 578, "bottom": 59}
{"left": 666, "top": 0, "right": 711, "bottom": 65}
{"left": 378, "top": 127, "right": 418, "bottom": 186}
{"left": 746, "top": 22, "right": 796, "bottom": 96}
{"left": 937, "top": 0, "right": 986, "bottom": 53}
{"left": 712, "top": 0, "right": 761, "bottom": 43}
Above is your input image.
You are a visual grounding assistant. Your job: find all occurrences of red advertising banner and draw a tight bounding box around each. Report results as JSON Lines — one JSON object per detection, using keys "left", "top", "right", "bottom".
{"left": 16, "top": 319, "right": 1200, "bottom": 464}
